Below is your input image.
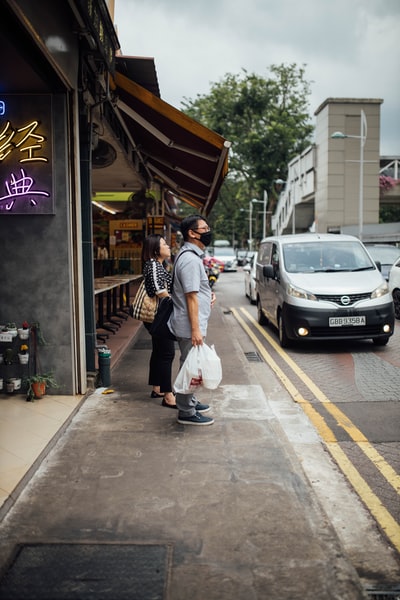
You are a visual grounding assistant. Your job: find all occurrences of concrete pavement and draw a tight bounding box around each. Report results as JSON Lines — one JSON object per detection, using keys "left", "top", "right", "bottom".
{"left": 0, "top": 301, "right": 398, "bottom": 599}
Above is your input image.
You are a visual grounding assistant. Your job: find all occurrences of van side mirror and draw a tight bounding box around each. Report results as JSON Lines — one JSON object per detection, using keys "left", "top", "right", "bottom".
{"left": 263, "top": 264, "right": 275, "bottom": 279}
{"left": 374, "top": 260, "right": 382, "bottom": 272}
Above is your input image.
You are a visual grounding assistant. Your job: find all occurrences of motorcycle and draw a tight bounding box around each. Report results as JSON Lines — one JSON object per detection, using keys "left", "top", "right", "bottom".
{"left": 203, "top": 256, "right": 221, "bottom": 288}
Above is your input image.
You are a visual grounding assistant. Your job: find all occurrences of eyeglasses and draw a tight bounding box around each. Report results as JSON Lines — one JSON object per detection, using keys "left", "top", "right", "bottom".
{"left": 193, "top": 226, "right": 211, "bottom": 233}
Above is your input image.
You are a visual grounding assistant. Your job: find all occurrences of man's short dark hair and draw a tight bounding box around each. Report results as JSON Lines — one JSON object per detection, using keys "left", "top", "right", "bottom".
{"left": 180, "top": 214, "right": 209, "bottom": 241}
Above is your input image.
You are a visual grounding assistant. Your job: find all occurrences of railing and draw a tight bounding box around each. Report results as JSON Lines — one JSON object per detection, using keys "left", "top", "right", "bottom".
{"left": 272, "top": 146, "right": 315, "bottom": 236}
{"left": 94, "top": 274, "right": 141, "bottom": 342}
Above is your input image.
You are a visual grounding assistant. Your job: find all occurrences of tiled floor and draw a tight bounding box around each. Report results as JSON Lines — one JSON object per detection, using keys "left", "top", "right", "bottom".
{"left": 0, "top": 393, "right": 83, "bottom": 509}
{"left": 0, "top": 316, "right": 142, "bottom": 516}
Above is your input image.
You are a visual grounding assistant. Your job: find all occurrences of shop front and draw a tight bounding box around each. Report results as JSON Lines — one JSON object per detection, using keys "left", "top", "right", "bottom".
{"left": 0, "top": 0, "right": 229, "bottom": 397}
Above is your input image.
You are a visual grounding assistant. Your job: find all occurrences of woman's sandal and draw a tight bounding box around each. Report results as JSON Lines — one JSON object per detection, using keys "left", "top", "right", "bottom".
{"left": 161, "top": 398, "right": 177, "bottom": 409}
{"left": 150, "top": 391, "right": 164, "bottom": 398}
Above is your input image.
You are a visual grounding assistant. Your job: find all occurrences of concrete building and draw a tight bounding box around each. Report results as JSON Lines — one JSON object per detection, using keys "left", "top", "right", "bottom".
{"left": 272, "top": 98, "right": 400, "bottom": 242}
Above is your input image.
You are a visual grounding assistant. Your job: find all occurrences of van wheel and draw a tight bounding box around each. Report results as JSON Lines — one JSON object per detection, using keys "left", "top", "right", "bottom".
{"left": 278, "top": 314, "right": 290, "bottom": 348}
{"left": 372, "top": 336, "right": 389, "bottom": 346}
{"left": 392, "top": 289, "right": 400, "bottom": 319}
{"left": 257, "top": 299, "right": 268, "bottom": 325}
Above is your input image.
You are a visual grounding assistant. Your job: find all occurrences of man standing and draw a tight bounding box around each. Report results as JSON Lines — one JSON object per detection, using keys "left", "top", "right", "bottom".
{"left": 169, "top": 214, "right": 215, "bottom": 425}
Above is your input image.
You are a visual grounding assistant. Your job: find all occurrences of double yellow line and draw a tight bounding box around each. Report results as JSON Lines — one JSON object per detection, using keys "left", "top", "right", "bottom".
{"left": 232, "top": 306, "right": 400, "bottom": 553}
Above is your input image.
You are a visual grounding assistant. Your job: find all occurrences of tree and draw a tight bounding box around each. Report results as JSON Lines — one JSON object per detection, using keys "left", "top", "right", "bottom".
{"left": 182, "top": 64, "right": 314, "bottom": 245}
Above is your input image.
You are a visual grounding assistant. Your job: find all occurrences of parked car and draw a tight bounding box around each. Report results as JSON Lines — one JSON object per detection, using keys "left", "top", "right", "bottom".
{"left": 243, "top": 252, "right": 257, "bottom": 303}
{"left": 388, "top": 257, "right": 400, "bottom": 319}
{"left": 365, "top": 244, "right": 400, "bottom": 281}
{"left": 209, "top": 246, "right": 238, "bottom": 271}
{"left": 237, "top": 248, "right": 249, "bottom": 266}
{"left": 255, "top": 233, "right": 394, "bottom": 347}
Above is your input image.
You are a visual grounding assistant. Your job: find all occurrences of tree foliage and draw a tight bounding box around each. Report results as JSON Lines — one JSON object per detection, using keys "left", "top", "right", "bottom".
{"left": 182, "top": 64, "right": 314, "bottom": 245}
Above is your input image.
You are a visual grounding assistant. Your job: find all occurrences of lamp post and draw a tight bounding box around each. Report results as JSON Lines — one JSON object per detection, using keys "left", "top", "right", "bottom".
{"left": 242, "top": 196, "right": 268, "bottom": 249}
{"left": 249, "top": 200, "right": 253, "bottom": 250}
{"left": 252, "top": 197, "right": 267, "bottom": 240}
{"left": 262, "top": 190, "right": 268, "bottom": 239}
{"left": 331, "top": 109, "right": 367, "bottom": 240}
{"left": 239, "top": 204, "right": 253, "bottom": 250}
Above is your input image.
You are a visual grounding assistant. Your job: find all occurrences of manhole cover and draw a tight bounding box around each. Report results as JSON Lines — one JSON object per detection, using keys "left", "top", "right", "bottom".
{"left": 0, "top": 543, "right": 169, "bottom": 600}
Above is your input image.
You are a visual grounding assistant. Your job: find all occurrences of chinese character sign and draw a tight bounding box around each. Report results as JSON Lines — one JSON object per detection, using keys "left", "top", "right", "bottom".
{"left": 0, "top": 94, "right": 53, "bottom": 214}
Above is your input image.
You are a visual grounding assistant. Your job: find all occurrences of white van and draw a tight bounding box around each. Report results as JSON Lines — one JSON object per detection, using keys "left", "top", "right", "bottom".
{"left": 256, "top": 233, "right": 394, "bottom": 347}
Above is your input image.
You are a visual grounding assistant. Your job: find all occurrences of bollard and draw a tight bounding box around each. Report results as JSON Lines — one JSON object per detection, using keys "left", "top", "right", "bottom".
{"left": 97, "top": 347, "right": 111, "bottom": 387}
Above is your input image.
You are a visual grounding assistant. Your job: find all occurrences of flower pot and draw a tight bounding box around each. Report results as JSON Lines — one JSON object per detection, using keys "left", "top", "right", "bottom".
{"left": 6, "top": 381, "right": 14, "bottom": 394}
{"left": 0, "top": 378, "right": 3, "bottom": 391}
{"left": 9, "top": 377, "right": 21, "bottom": 391}
{"left": 18, "top": 328, "right": 30, "bottom": 340}
{"left": 32, "top": 381, "right": 46, "bottom": 399}
{"left": 18, "top": 353, "right": 29, "bottom": 364}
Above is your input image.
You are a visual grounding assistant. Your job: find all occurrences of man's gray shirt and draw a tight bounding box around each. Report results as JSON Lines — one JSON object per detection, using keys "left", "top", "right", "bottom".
{"left": 168, "top": 242, "right": 212, "bottom": 338}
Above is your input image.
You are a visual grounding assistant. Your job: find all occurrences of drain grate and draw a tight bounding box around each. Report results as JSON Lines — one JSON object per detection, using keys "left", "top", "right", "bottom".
{"left": 366, "top": 590, "right": 400, "bottom": 599}
{"left": 0, "top": 543, "right": 169, "bottom": 600}
{"left": 244, "top": 351, "right": 263, "bottom": 363}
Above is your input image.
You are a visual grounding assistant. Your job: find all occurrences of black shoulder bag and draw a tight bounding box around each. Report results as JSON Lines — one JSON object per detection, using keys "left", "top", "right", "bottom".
{"left": 149, "top": 249, "right": 198, "bottom": 340}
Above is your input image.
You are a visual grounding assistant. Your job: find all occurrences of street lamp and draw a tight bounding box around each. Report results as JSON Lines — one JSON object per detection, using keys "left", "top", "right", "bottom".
{"left": 331, "top": 109, "right": 367, "bottom": 240}
{"left": 242, "top": 195, "right": 268, "bottom": 249}
{"left": 249, "top": 200, "right": 254, "bottom": 250}
{"left": 239, "top": 203, "right": 253, "bottom": 250}
{"left": 252, "top": 196, "right": 268, "bottom": 240}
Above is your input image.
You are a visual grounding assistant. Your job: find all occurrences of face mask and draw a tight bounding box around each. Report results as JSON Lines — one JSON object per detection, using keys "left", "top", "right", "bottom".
{"left": 198, "top": 231, "right": 212, "bottom": 246}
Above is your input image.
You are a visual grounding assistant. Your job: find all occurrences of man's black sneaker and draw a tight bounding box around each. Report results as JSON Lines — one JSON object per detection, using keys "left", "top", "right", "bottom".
{"left": 177, "top": 412, "right": 214, "bottom": 426}
{"left": 195, "top": 402, "right": 210, "bottom": 413}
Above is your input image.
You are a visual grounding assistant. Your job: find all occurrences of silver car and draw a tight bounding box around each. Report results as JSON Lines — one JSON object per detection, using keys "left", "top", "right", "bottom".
{"left": 210, "top": 246, "right": 238, "bottom": 272}
{"left": 243, "top": 251, "right": 257, "bottom": 303}
{"left": 389, "top": 257, "right": 400, "bottom": 319}
{"left": 365, "top": 244, "right": 400, "bottom": 281}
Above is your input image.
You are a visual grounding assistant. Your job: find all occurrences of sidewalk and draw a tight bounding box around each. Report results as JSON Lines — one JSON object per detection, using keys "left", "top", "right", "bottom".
{"left": 0, "top": 316, "right": 142, "bottom": 519}
{"left": 0, "top": 304, "right": 398, "bottom": 599}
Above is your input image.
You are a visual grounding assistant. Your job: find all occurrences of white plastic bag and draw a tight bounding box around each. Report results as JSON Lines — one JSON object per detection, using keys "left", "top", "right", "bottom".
{"left": 174, "top": 346, "right": 202, "bottom": 394}
{"left": 174, "top": 343, "right": 222, "bottom": 394}
{"left": 199, "top": 344, "right": 222, "bottom": 390}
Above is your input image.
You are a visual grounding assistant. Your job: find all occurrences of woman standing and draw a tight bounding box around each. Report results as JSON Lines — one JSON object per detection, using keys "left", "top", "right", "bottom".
{"left": 142, "top": 234, "right": 176, "bottom": 408}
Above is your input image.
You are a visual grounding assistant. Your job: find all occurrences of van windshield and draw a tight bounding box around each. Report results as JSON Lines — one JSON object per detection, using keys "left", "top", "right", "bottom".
{"left": 282, "top": 241, "right": 375, "bottom": 273}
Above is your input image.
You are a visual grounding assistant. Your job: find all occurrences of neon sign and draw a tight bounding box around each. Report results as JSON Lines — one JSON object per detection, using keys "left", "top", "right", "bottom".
{"left": 0, "top": 120, "right": 48, "bottom": 163}
{"left": 0, "top": 168, "right": 50, "bottom": 211}
{"left": 0, "top": 94, "right": 53, "bottom": 214}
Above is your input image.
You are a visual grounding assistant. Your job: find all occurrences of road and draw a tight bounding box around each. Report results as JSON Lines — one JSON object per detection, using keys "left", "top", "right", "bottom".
{"left": 213, "top": 267, "right": 400, "bottom": 559}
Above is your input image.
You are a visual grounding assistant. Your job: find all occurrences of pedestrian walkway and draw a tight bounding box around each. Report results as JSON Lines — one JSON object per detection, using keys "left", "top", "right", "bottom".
{"left": 0, "top": 316, "right": 142, "bottom": 518}
{"left": 0, "top": 306, "right": 398, "bottom": 599}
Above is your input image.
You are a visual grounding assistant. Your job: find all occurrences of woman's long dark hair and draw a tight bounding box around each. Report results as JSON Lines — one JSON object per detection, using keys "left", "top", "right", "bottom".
{"left": 142, "top": 234, "right": 162, "bottom": 265}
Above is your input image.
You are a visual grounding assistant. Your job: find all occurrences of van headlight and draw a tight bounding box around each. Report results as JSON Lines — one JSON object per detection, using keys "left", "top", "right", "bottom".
{"left": 287, "top": 283, "right": 317, "bottom": 301}
{"left": 371, "top": 281, "right": 390, "bottom": 299}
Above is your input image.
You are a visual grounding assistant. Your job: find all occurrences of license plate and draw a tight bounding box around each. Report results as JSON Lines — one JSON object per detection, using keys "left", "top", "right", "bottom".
{"left": 329, "top": 316, "right": 366, "bottom": 327}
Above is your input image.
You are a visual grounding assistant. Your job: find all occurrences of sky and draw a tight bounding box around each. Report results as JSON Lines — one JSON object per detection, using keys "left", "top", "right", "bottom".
{"left": 114, "top": 0, "right": 400, "bottom": 156}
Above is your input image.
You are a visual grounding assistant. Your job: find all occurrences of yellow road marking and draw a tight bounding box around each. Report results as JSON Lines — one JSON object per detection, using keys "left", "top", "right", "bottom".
{"left": 231, "top": 307, "right": 400, "bottom": 552}
{"left": 239, "top": 307, "right": 400, "bottom": 495}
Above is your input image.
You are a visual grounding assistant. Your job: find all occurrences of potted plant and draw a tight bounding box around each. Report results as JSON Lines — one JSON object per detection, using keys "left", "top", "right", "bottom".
{"left": 6, "top": 323, "right": 18, "bottom": 338}
{"left": 24, "top": 373, "right": 58, "bottom": 401}
{"left": 18, "top": 321, "right": 30, "bottom": 340}
{"left": 3, "top": 348, "right": 14, "bottom": 365}
{"left": 18, "top": 344, "right": 29, "bottom": 364}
